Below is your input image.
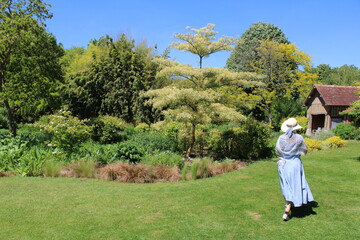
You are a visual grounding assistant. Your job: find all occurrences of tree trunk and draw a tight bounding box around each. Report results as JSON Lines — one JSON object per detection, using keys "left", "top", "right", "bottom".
{"left": 199, "top": 56, "right": 203, "bottom": 69}
{"left": 4, "top": 100, "right": 17, "bottom": 137}
{"left": 186, "top": 123, "right": 196, "bottom": 158}
{"left": 265, "top": 103, "right": 273, "bottom": 127}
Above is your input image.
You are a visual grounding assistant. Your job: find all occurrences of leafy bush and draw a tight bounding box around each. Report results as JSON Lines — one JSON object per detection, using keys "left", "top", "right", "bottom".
{"left": 91, "top": 115, "right": 130, "bottom": 144}
{"left": 208, "top": 119, "right": 273, "bottom": 160}
{"left": 16, "top": 147, "right": 47, "bottom": 176}
{"left": 116, "top": 140, "right": 145, "bottom": 164}
{"left": 130, "top": 131, "right": 179, "bottom": 154}
{"left": 0, "top": 135, "right": 30, "bottom": 172}
{"left": 36, "top": 110, "right": 92, "bottom": 154}
{"left": 142, "top": 151, "right": 183, "bottom": 168}
{"left": 304, "top": 138, "right": 322, "bottom": 152}
{"left": 134, "top": 123, "right": 150, "bottom": 132}
{"left": 323, "top": 136, "right": 347, "bottom": 148}
{"left": 334, "top": 123, "right": 356, "bottom": 139}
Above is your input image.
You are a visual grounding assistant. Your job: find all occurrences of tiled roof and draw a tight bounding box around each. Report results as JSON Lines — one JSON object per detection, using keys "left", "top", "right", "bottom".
{"left": 305, "top": 85, "right": 359, "bottom": 106}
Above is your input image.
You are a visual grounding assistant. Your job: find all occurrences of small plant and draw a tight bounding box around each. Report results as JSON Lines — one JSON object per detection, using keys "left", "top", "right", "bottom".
{"left": 323, "top": 136, "right": 347, "bottom": 148}
{"left": 196, "top": 157, "right": 213, "bottom": 179}
{"left": 16, "top": 147, "right": 46, "bottom": 176}
{"left": 74, "top": 159, "right": 96, "bottom": 178}
{"left": 181, "top": 163, "right": 189, "bottom": 181}
{"left": 191, "top": 161, "right": 199, "bottom": 180}
{"left": 142, "top": 151, "right": 183, "bottom": 168}
{"left": 304, "top": 138, "right": 322, "bottom": 152}
{"left": 43, "top": 161, "right": 63, "bottom": 177}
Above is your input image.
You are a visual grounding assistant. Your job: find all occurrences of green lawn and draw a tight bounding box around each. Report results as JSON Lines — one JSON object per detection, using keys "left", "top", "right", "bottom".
{"left": 1, "top": 142, "right": 359, "bottom": 240}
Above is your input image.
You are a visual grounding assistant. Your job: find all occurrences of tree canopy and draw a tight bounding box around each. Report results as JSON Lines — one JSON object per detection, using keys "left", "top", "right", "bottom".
{"left": 62, "top": 34, "right": 159, "bottom": 124}
{"left": 226, "top": 22, "right": 290, "bottom": 72}
{"left": 0, "top": 0, "right": 63, "bottom": 136}
{"left": 171, "top": 24, "right": 235, "bottom": 69}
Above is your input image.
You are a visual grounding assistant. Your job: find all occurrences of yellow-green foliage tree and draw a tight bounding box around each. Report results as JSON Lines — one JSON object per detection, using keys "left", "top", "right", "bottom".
{"left": 252, "top": 40, "right": 317, "bottom": 126}
{"left": 145, "top": 58, "right": 263, "bottom": 157}
{"left": 171, "top": 24, "right": 235, "bottom": 68}
{"left": 144, "top": 87, "right": 244, "bottom": 157}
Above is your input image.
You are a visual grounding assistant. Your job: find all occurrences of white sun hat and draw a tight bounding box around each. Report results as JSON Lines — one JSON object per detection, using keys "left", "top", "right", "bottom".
{"left": 281, "top": 118, "right": 303, "bottom": 132}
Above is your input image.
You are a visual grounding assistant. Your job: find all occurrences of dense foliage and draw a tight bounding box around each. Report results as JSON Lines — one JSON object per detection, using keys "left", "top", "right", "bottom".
{"left": 61, "top": 34, "right": 159, "bottom": 123}
{"left": 226, "top": 22, "right": 290, "bottom": 72}
{"left": 0, "top": 2, "right": 358, "bottom": 179}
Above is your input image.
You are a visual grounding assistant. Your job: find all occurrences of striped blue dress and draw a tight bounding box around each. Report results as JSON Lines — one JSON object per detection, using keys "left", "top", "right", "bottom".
{"left": 276, "top": 132, "right": 314, "bottom": 207}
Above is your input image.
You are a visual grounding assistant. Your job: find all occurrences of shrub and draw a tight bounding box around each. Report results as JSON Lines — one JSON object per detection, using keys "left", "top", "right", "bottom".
{"left": 36, "top": 110, "right": 92, "bottom": 154}
{"left": 0, "top": 135, "right": 30, "bottom": 173}
{"left": 334, "top": 123, "right": 356, "bottom": 139}
{"left": 323, "top": 136, "right": 347, "bottom": 148}
{"left": 304, "top": 138, "right": 322, "bottom": 152}
{"left": 164, "top": 121, "right": 181, "bottom": 139}
{"left": 91, "top": 115, "right": 130, "bottom": 144}
{"left": 134, "top": 123, "right": 150, "bottom": 132}
{"left": 17, "top": 123, "right": 51, "bottom": 145}
{"left": 142, "top": 151, "right": 184, "bottom": 168}
{"left": 209, "top": 119, "right": 273, "bottom": 160}
{"left": 116, "top": 140, "right": 145, "bottom": 164}
{"left": 130, "top": 132, "right": 179, "bottom": 154}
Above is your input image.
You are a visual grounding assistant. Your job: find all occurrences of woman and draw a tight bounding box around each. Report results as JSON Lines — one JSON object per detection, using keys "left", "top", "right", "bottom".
{"left": 276, "top": 118, "right": 314, "bottom": 221}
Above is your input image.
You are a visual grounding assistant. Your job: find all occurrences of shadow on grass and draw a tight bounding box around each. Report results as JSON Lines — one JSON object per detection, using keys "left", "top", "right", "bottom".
{"left": 291, "top": 201, "right": 319, "bottom": 219}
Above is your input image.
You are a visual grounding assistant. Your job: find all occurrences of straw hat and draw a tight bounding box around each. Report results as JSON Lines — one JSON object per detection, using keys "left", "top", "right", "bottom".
{"left": 281, "top": 118, "right": 302, "bottom": 132}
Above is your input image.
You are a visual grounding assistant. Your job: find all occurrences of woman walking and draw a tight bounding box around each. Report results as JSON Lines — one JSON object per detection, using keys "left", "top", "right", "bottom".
{"left": 276, "top": 118, "right": 314, "bottom": 221}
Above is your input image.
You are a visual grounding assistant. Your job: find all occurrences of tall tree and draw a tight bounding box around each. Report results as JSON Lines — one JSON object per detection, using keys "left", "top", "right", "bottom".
{"left": 62, "top": 35, "right": 159, "bottom": 124}
{"left": 144, "top": 58, "right": 263, "bottom": 157}
{"left": 171, "top": 24, "right": 235, "bottom": 69}
{"left": 251, "top": 40, "right": 316, "bottom": 125}
{"left": 226, "top": 22, "right": 290, "bottom": 72}
{"left": 0, "top": 0, "right": 63, "bottom": 136}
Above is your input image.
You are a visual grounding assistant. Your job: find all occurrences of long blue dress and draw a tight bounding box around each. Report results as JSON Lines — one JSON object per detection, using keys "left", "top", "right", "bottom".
{"left": 276, "top": 132, "right": 314, "bottom": 207}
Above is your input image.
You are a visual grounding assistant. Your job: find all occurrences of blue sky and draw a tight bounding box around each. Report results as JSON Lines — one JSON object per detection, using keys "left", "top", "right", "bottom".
{"left": 46, "top": 0, "right": 360, "bottom": 69}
